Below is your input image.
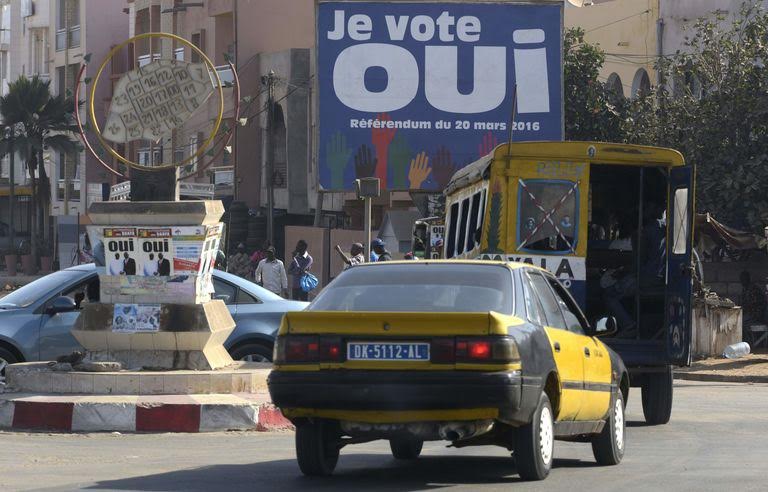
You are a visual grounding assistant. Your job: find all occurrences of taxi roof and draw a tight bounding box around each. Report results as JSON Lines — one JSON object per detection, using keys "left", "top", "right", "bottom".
{"left": 355, "top": 259, "right": 545, "bottom": 272}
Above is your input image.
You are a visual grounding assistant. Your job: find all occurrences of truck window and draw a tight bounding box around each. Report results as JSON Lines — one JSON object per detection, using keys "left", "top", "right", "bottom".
{"left": 518, "top": 179, "right": 578, "bottom": 253}
{"left": 672, "top": 188, "right": 689, "bottom": 255}
{"left": 457, "top": 197, "right": 470, "bottom": 255}
{"left": 446, "top": 202, "right": 459, "bottom": 258}
{"left": 466, "top": 191, "right": 482, "bottom": 252}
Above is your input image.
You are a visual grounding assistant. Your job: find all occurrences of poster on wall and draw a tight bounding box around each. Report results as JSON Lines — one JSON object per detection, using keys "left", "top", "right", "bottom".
{"left": 138, "top": 228, "right": 173, "bottom": 276}
{"left": 103, "top": 227, "right": 138, "bottom": 276}
{"left": 172, "top": 226, "right": 206, "bottom": 273}
{"left": 112, "top": 303, "right": 161, "bottom": 333}
{"left": 317, "top": 0, "right": 563, "bottom": 191}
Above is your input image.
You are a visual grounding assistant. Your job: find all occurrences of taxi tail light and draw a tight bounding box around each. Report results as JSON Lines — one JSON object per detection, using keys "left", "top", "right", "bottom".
{"left": 456, "top": 337, "right": 520, "bottom": 363}
{"left": 319, "top": 337, "right": 344, "bottom": 362}
{"left": 275, "top": 336, "right": 319, "bottom": 363}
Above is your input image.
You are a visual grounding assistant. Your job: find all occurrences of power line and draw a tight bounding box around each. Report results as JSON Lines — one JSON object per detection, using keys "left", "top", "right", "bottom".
{"left": 585, "top": 9, "right": 652, "bottom": 34}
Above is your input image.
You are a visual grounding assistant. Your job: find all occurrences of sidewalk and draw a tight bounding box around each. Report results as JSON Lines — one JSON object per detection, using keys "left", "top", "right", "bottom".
{"left": 675, "top": 353, "right": 768, "bottom": 383}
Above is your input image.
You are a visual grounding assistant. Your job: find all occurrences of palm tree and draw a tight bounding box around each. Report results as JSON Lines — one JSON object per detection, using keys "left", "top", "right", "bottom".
{"left": 0, "top": 75, "right": 80, "bottom": 259}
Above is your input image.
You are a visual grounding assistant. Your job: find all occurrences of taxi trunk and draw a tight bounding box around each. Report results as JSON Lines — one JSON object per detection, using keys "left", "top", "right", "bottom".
{"left": 274, "top": 310, "right": 522, "bottom": 371}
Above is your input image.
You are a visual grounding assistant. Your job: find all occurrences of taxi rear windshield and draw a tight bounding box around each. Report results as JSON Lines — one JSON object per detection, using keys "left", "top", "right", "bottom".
{"left": 309, "top": 264, "right": 514, "bottom": 313}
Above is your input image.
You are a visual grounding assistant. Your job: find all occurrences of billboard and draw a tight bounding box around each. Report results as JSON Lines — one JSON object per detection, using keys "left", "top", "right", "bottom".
{"left": 317, "top": 1, "right": 563, "bottom": 191}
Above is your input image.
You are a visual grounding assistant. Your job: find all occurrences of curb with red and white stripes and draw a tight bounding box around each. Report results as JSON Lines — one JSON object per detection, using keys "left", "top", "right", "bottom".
{"left": 0, "top": 393, "right": 293, "bottom": 433}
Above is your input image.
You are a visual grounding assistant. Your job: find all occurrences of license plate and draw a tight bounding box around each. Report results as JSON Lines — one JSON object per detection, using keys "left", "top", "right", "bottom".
{"left": 347, "top": 342, "right": 430, "bottom": 361}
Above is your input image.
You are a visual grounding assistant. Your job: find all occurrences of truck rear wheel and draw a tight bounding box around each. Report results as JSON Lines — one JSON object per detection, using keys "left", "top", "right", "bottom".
{"left": 641, "top": 366, "right": 673, "bottom": 425}
{"left": 295, "top": 420, "right": 340, "bottom": 476}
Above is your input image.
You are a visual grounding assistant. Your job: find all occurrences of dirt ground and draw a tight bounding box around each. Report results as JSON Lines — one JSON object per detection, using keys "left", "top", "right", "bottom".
{"left": 680, "top": 352, "right": 768, "bottom": 378}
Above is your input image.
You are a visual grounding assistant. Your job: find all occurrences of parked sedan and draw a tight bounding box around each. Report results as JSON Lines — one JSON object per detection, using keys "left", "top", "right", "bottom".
{"left": 0, "top": 264, "right": 307, "bottom": 375}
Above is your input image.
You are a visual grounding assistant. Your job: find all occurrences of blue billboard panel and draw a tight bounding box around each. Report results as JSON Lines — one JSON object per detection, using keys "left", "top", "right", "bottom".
{"left": 317, "top": 1, "right": 563, "bottom": 191}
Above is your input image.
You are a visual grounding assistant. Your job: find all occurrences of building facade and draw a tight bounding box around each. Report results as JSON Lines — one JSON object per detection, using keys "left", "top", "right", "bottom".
{"left": 566, "top": 0, "right": 768, "bottom": 98}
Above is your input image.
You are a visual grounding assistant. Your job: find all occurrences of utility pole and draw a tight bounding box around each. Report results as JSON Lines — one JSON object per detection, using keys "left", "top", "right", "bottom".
{"left": 63, "top": 0, "right": 71, "bottom": 214}
{"left": 8, "top": 133, "right": 15, "bottom": 251}
{"left": 265, "top": 70, "right": 275, "bottom": 245}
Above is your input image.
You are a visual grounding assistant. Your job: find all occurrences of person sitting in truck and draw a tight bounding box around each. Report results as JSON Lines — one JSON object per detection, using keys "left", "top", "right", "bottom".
{"left": 602, "top": 203, "right": 666, "bottom": 337}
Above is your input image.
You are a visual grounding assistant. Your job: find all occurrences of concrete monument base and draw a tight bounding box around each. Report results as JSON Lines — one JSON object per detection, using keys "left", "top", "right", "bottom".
{"left": 5, "top": 361, "right": 268, "bottom": 395}
{"left": 73, "top": 300, "right": 235, "bottom": 371}
{"left": 0, "top": 361, "right": 293, "bottom": 433}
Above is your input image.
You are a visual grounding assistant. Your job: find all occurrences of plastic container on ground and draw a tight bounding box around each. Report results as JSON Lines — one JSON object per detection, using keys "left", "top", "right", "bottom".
{"left": 723, "top": 342, "right": 751, "bottom": 359}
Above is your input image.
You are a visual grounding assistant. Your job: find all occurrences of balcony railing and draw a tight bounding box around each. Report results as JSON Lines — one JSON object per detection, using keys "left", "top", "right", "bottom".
{"left": 55, "top": 25, "right": 81, "bottom": 51}
{"left": 56, "top": 179, "right": 81, "bottom": 201}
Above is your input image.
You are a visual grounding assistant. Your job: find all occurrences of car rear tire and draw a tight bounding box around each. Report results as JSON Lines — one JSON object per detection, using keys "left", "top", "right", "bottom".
{"left": 295, "top": 420, "right": 340, "bottom": 476}
{"left": 641, "top": 366, "right": 673, "bottom": 425}
{"left": 230, "top": 343, "right": 273, "bottom": 363}
{"left": 514, "top": 392, "right": 554, "bottom": 481}
{"left": 389, "top": 437, "right": 423, "bottom": 460}
{"left": 592, "top": 391, "right": 625, "bottom": 465}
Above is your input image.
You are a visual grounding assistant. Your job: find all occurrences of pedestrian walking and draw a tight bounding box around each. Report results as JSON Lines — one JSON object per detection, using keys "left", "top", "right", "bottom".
{"left": 335, "top": 242, "right": 365, "bottom": 271}
{"left": 254, "top": 246, "right": 288, "bottom": 297}
{"left": 371, "top": 238, "right": 392, "bottom": 262}
{"left": 250, "top": 240, "right": 271, "bottom": 278}
{"left": 229, "top": 243, "right": 252, "bottom": 280}
{"left": 288, "top": 239, "right": 313, "bottom": 301}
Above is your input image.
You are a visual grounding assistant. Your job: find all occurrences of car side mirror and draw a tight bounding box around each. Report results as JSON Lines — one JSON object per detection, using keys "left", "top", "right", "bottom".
{"left": 594, "top": 316, "right": 618, "bottom": 337}
{"left": 47, "top": 296, "right": 78, "bottom": 315}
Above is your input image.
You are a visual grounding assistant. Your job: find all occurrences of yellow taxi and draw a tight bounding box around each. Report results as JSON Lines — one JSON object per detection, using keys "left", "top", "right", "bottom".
{"left": 268, "top": 261, "right": 629, "bottom": 480}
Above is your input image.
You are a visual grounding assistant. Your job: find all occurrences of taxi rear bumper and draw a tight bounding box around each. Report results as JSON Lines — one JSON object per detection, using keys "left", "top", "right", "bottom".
{"left": 268, "top": 370, "right": 523, "bottom": 412}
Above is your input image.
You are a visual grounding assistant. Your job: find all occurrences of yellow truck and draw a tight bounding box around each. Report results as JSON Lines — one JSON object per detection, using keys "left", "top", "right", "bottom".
{"left": 443, "top": 141, "right": 694, "bottom": 425}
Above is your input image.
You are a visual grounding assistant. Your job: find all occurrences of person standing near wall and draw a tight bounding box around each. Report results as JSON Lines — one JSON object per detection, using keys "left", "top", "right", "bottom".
{"left": 335, "top": 242, "right": 365, "bottom": 272}
{"left": 229, "top": 243, "right": 252, "bottom": 280}
{"left": 371, "top": 238, "right": 392, "bottom": 262}
{"left": 254, "top": 246, "right": 288, "bottom": 298}
{"left": 289, "top": 239, "right": 313, "bottom": 301}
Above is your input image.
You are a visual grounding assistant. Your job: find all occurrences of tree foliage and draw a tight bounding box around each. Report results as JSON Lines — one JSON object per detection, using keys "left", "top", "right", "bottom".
{"left": 652, "top": 3, "right": 768, "bottom": 231}
{"left": 563, "top": 27, "right": 626, "bottom": 142}
{"left": 0, "top": 75, "right": 80, "bottom": 253}
{"left": 564, "top": 3, "right": 768, "bottom": 232}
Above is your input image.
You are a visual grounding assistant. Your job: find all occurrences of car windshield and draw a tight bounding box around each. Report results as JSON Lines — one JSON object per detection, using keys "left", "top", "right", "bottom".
{"left": 308, "top": 263, "right": 513, "bottom": 313}
{"left": 0, "top": 270, "right": 83, "bottom": 308}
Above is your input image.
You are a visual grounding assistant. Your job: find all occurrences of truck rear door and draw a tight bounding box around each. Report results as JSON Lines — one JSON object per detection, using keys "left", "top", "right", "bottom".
{"left": 666, "top": 166, "right": 694, "bottom": 366}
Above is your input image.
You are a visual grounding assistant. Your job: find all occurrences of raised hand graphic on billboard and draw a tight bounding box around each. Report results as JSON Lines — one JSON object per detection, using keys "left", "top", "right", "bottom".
{"left": 432, "top": 146, "right": 458, "bottom": 189}
{"left": 326, "top": 132, "right": 353, "bottom": 189}
{"left": 479, "top": 131, "right": 498, "bottom": 158}
{"left": 354, "top": 144, "right": 377, "bottom": 178}
{"left": 388, "top": 134, "right": 412, "bottom": 190}
{"left": 371, "top": 113, "right": 396, "bottom": 188}
{"left": 408, "top": 152, "right": 431, "bottom": 189}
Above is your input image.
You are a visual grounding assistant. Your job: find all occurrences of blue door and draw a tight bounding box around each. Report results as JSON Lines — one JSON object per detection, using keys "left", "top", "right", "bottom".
{"left": 666, "top": 166, "right": 694, "bottom": 365}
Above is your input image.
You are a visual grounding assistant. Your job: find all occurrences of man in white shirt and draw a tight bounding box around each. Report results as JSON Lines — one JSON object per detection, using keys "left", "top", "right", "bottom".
{"left": 143, "top": 253, "right": 159, "bottom": 276}
{"left": 109, "top": 253, "right": 124, "bottom": 275}
{"left": 254, "top": 246, "right": 288, "bottom": 297}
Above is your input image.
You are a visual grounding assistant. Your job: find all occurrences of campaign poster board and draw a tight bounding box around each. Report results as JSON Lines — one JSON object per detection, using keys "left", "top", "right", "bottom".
{"left": 316, "top": 1, "right": 563, "bottom": 191}
{"left": 87, "top": 223, "right": 223, "bottom": 304}
{"left": 112, "top": 303, "right": 161, "bottom": 333}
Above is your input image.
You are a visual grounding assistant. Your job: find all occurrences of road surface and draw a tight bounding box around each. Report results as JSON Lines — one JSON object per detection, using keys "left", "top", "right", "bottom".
{"left": 1, "top": 381, "right": 765, "bottom": 491}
